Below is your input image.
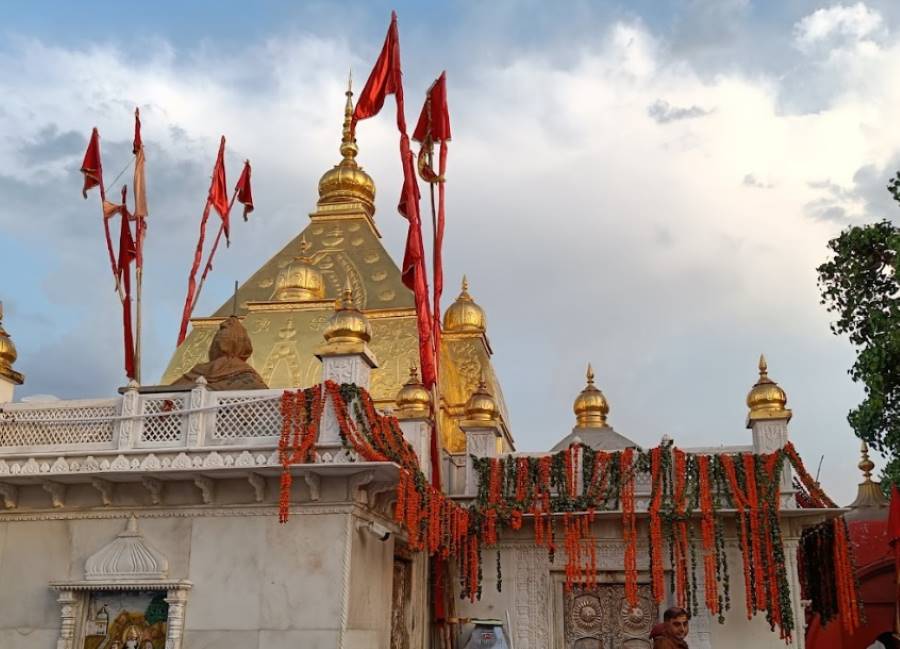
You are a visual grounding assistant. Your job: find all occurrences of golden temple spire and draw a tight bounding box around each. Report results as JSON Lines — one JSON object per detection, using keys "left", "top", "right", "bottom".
{"left": 317, "top": 70, "right": 375, "bottom": 213}
{"left": 574, "top": 362, "right": 609, "bottom": 428}
{"left": 444, "top": 275, "right": 487, "bottom": 333}
{"left": 322, "top": 277, "right": 371, "bottom": 345}
{"left": 275, "top": 235, "right": 325, "bottom": 302}
{"left": 464, "top": 370, "right": 499, "bottom": 422}
{"left": 396, "top": 362, "right": 431, "bottom": 419}
{"left": 849, "top": 439, "right": 889, "bottom": 510}
{"left": 746, "top": 353, "right": 791, "bottom": 424}
{"left": 859, "top": 439, "right": 875, "bottom": 482}
{"left": 340, "top": 68, "right": 358, "bottom": 164}
{"left": 0, "top": 301, "right": 24, "bottom": 389}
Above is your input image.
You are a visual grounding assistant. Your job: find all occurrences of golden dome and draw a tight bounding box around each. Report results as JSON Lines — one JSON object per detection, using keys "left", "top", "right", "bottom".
{"left": 0, "top": 302, "right": 23, "bottom": 385}
{"left": 464, "top": 375, "right": 498, "bottom": 422}
{"left": 323, "top": 280, "right": 372, "bottom": 344}
{"left": 396, "top": 365, "right": 431, "bottom": 419}
{"left": 443, "top": 276, "right": 486, "bottom": 333}
{"left": 275, "top": 236, "right": 325, "bottom": 301}
{"left": 317, "top": 74, "right": 376, "bottom": 213}
{"left": 746, "top": 354, "right": 790, "bottom": 421}
{"left": 574, "top": 364, "right": 609, "bottom": 428}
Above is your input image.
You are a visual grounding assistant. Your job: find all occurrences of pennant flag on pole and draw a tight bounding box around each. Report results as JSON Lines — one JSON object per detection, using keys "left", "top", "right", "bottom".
{"left": 209, "top": 138, "right": 230, "bottom": 243}
{"left": 80, "top": 128, "right": 104, "bottom": 199}
{"left": 413, "top": 72, "right": 451, "bottom": 402}
{"left": 353, "top": 11, "right": 436, "bottom": 394}
{"left": 177, "top": 137, "right": 227, "bottom": 346}
{"left": 235, "top": 160, "right": 254, "bottom": 221}
{"left": 116, "top": 185, "right": 137, "bottom": 380}
{"left": 81, "top": 128, "right": 120, "bottom": 291}
{"left": 132, "top": 108, "right": 148, "bottom": 266}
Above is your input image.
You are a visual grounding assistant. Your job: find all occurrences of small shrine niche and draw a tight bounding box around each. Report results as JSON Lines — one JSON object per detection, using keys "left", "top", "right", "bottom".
{"left": 49, "top": 515, "right": 192, "bottom": 649}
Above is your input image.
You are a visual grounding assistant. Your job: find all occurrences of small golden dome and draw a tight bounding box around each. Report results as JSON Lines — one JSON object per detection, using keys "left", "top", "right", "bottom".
{"left": 323, "top": 280, "right": 372, "bottom": 344}
{"left": 574, "top": 364, "right": 609, "bottom": 428}
{"left": 464, "top": 375, "right": 498, "bottom": 422}
{"left": 317, "top": 74, "right": 376, "bottom": 213}
{"left": 275, "top": 236, "right": 325, "bottom": 301}
{"left": 396, "top": 365, "right": 431, "bottom": 419}
{"left": 0, "top": 302, "right": 23, "bottom": 385}
{"left": 443, "top": 276, "right": 486, "bottom": 333}
{"left": 746, "top": 354, "right": 789, "bottom": 419}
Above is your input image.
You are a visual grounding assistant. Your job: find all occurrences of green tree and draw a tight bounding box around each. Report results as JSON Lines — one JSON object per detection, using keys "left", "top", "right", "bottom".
{"left": 817, "top": 175, "right": 900, "bottom": 491}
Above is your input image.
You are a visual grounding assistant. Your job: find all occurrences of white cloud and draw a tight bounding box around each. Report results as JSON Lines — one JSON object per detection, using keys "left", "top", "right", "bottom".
{"left": 2, "top": 10, "right": 900, "bottom": 504}
{"left": 793, "top": 2, "right": 884, "bottom": 51}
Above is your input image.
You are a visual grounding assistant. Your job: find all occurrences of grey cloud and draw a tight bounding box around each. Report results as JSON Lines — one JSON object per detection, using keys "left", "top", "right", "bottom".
{"left": 16, "top": 124, "right": 85, "bottom": 166}
{"left": 647, "top": 99, "right": 712, "bottom": 124}
{"left": 743, "top": 174, "right": 773, "bottom": 189}
{"left": 804, "top": 155, "right": 900, "bottom": 225}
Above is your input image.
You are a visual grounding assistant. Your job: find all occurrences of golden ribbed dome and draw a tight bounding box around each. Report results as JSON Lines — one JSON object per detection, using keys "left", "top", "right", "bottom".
{"left": 317, "top": 75, "right": 376, "bottom": 213}
{"left": 574, "top": 364, "right": 609, "bottom": 428}
{"left": 464, "top": 376, "right": 498, "bottom": 422}
{"left": 396, "top": 365, "right": 431, "bottom": 419}
{"left": 746, "top": 354, "right": 789, "bottom": 420}
{"left": 0, "top": 302, "right": 23, "bottom": 385}
{"left": 275, "top": 236, "right": 325, "bottom": 301}
{"left": 323, "top": 280, "right": 372, "bottom": 344}
{"left": 443, "top": 276, "right": 486, "bottom": 333}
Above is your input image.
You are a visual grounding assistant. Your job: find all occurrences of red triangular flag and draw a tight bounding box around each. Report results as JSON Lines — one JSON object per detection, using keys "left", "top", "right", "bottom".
{"left": 80, "top": 128, "right": 103, "bottom": 199}
{"left": 352, "top": 11, "right": 403, "bottom": 130}
{"left": 234, "top": 160, "right": 254, "bottom": 221}
{"left": 413, "top": 71, "right": 451, "bottom": 143}
{"left": 208, "top": 136, "right": 230, "bottom": 241}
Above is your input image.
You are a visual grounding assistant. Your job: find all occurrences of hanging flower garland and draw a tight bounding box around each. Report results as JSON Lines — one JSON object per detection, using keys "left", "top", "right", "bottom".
{"left": 275, "top": 385, "right": 860, "bottom": 641}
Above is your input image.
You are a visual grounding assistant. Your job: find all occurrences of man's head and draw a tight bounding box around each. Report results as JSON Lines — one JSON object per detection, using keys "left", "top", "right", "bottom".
{"left": 663, "top": 607, "right": 690, "bottom": 640}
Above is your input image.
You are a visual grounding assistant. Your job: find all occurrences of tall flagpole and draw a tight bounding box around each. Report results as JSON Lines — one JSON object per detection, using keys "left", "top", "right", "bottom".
{"left": 190, "top": 190, "right": 240, "bottom": 316}
{"left": 135, "top": 264, "right": 143, "bottom": 384}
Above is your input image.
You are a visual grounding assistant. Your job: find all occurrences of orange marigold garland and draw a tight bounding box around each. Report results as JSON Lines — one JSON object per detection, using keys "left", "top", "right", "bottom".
{"left": 273, "top": 387, "right": 858, "bottom": 639}
{"left": 621, "top": 448, "right": 638, "bottom": 606}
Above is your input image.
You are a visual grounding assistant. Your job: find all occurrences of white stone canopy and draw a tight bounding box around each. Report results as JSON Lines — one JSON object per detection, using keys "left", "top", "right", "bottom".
{"left": 84, "top": 515, "right": 169, "bottom": 582}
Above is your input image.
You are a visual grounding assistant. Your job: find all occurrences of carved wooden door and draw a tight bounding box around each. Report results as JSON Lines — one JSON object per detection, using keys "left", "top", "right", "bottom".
{"left": 390, "top": 557, "right": 412, "bottom": 649}
{"left": 563, "top": 584, "right": 656, "bottom": 649}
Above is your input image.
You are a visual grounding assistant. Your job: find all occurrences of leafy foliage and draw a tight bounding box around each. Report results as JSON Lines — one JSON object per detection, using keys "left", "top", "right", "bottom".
{"left": 817, "top": 172, "right": 900, "bottom": 490}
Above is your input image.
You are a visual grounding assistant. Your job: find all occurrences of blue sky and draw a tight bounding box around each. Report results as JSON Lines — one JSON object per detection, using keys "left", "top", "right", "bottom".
{"left": 2, "top": 1, "right": 900, "bottom": 504}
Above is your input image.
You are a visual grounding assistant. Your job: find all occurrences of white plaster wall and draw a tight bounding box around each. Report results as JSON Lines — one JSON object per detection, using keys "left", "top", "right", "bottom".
{"left": 0, "top": 504, "right": 397, "bottom": 649}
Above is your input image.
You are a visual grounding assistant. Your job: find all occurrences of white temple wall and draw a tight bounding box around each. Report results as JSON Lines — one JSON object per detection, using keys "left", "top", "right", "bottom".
{"left": 0, "top": 472, "right": 404, "bottom": 649}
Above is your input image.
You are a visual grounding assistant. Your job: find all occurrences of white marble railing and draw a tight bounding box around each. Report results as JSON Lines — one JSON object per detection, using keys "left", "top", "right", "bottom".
{"left": 0, "top": 382, "right": 285, "bottom": 456}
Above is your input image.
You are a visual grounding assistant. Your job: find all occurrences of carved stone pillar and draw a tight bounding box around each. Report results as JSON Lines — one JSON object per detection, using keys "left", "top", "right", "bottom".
{"left": 461, "top": 422, "right": 501, "bottom": 497}
{"left": 316, "top": 348, "right": 377, "bottom": 447}
{"left": 398, "top": 418, "right": 431, "bottom": 481}
{"left": 165, "top": 588, "right": 190, "bottom": 649}
{"left": 186, "top": 377, "right": 208, "bottom": 447}
{"left": 55, "top": 590, "right": 80, "bottom": 649}
{"left": 118, "top": 381, "right": 141, "bottom": 450}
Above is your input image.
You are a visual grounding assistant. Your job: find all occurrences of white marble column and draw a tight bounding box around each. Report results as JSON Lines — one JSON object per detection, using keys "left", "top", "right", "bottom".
{"left": 164, "top": 588, "right": 190, "bottom": 649}
{"left": 55, "top": 590, "right": 80, "bottom": 649}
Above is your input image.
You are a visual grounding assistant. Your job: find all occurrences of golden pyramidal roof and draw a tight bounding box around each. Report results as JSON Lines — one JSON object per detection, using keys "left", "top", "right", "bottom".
{"left": 162, "top": 78, "right": 512, "bottom": 453}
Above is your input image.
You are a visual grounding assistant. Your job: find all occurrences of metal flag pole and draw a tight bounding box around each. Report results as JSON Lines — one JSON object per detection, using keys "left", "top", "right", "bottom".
{"left": 231, "top": 280, "right": 239, "bottom": 316}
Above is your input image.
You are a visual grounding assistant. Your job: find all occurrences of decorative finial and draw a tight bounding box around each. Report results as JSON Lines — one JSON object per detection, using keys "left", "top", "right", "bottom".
{"left": 231, "top": 280, "right": 239, "bottom": 316}
{"left": 408, "top": 362, "right": 420, "bottom": 381}
{"left": 298, "top": 234, "right": 312, "bottom": 258}
{"left": 462, "top": 275, "right": 469, "bottom": 292}
{"left": 758, "top": 354, "right": 768, "bottom": 378}
{"left": 341, "top": 277, "right": 354, "bottom": 308}
{"left": 586, "top": 363, "right": 595, "bottom": 385}
{"left": 340, "top": 69, "right": 358, "bottom": 163}
{"left": 859, "top": 440, "right": 875, "bottom": 482}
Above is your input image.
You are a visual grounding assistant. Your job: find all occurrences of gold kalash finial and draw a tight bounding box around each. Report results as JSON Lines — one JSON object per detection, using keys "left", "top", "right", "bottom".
{"left": 317, "top": 68, "right": 376, "bottom": 212}
{"left": 849, "top": 439, "right": 889, "bottom": 509}
{"left": 574, "top": 363, "right": 609, "bottom": 428}
{"left": 340, "top": 68, "right": 358, "bottom": 164}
